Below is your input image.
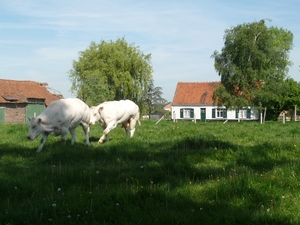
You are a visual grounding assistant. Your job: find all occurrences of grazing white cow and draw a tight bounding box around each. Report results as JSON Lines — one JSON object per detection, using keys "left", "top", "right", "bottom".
{"left": 89, "top": 99, "right": 140, "bottom": 143}
{"left": 27, "top": 98, "right": 91, "bottom": 152}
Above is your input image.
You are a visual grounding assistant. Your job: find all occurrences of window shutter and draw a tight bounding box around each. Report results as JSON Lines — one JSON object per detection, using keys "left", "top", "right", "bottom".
{"left": 212, "top": 108, "right": 215, "bottom": 118}
{"left": 223, "top": 109, "right": 227, "bottom": 118}
{"left": 247, "top": 109, "right": 251, "bottom": 118}
{"left": 180, "top": 109, "right": 183, "bottom": 118}
{"left": 236, "top": 110, "right": 239, "bottom": 118}
{"left": 190, "top": 108, "right": 194, "bottom": 118}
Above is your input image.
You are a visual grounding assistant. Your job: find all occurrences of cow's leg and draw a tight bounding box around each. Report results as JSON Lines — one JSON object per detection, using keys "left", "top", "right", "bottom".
{"left": 99, "top": 122, "right": 117, "bottom": 143}
{"left": 100, "top": 125, "right": 109, "bottom": 142}
{"left": 80, "top": 123, "right": 90, "bottom": 146}
{"left": 129, "top": 118, "right": 137, "bottom": 138}
{"left": 125, "top": 127, "right": 130, "bottom": 138}
{"left": 36, "top": 132, "right": 49, "bottom": 153}
{"left": 122, "top": 120, "right": 130, "bottom": 138}
{"left": 68, "top": 128, "right": 76, "bottom": 145}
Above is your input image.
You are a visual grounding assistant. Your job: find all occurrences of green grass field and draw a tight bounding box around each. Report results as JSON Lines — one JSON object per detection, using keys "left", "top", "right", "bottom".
{"left": 1, "top": 120, "right": 300, "bottom": 225}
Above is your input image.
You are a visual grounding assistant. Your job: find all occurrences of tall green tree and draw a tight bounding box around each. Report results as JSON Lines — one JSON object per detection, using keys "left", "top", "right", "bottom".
{"left": 211, "top": 19, "right": 293, "bottom": 117}
{"left": 282, "top": 78, "right": 300, "bottom": 117}
{"left": 145, "top": 84, "right": 167, "bottom": 116}
{"left": 69, "top": 37, "right": 153, "bottom": 106}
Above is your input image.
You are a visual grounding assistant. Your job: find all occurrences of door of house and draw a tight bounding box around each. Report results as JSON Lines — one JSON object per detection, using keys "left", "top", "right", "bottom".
{"left": 0, "top": 107, "right": 5, "bottom": 124}
{"left": 26, "top": 104, "right": 45, "bottom": 123}
{"left": 200, "top": 108, "right": 206, "bottom": 122}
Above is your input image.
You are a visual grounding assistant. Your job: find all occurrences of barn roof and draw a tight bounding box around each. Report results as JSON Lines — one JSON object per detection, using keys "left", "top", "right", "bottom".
{"left": 0, "top": 79, "right": 63, "bottom": 105}
{"left": 172, "top": 81, "right": 220, "bottom": 105}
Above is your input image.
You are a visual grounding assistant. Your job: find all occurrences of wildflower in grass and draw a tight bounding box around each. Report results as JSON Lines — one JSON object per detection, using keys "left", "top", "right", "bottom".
{"left": 57, "top": 188, "right": 61, "bottom": 192}
{"left": 116, "top": 203, "right": 119, "bottom": 206}
{"left": 14, "top": 187, "right": 17, "bottom": 190}
{"left": 140, "top": 165, "right": 144, "bottom": 169}
{"left": 52, "top": 203, "right": 56, "bottom": 207}
{"left": 67, "top": 215, "right": 71, "bottom": 219}
{"left": 96, "top": 171, "right": 99, "bottom": 174}
{"left": 267, "top": 208, "right": 270, "bottom": 212}
{"left": 282, "top": 196, "right": 285, "bottom": 199}
{"left": 200, "top": 208, "right": 203, "bottom": 211}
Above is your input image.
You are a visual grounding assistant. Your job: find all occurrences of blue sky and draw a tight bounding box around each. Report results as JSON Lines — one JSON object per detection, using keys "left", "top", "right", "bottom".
{"left": 1, "top": 0, "right": 300, "bottom": 102}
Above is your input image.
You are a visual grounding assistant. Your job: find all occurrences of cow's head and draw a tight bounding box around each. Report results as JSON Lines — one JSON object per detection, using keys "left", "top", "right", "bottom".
{"left": 89, "top": 106, "right": 102, "bottom": 125}
{"left": 27, "top": 117, "right": 43, "bottom": 140}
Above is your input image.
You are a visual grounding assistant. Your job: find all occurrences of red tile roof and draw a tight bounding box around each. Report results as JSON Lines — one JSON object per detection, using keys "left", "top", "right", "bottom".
{"left": 163, "top": 102, "right": 171, "bottom": 111}
{"left": 172, "top": 82, "right": 220, "bottom": 105}
{"left": 0, "top": 79, "right": 63, "bottom": 105}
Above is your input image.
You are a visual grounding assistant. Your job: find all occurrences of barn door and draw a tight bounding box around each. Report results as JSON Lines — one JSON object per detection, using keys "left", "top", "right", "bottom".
{"left": 0, "top": 107, "right": 5, "bottom": 124}
{"left": 26, "top": 104, "right": 45, "bottom": 123}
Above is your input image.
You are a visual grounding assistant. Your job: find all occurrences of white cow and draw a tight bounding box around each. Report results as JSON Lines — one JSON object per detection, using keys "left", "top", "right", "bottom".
{"left": 89, "top": 99, "right": 140, "bottom": 143}
{"left": 27, "top": 98, "right": 91, "bottom": 152}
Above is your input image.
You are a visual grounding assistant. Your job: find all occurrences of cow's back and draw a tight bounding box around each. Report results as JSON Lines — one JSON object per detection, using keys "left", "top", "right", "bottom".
{"left": 100, "top": 100, "right": 139, "bottom": 124}
{"left": 41, "top": 98, "right": 90, "bottom": 127}
{"left": 118, "top": 100, "right": 139, "bottom": 115}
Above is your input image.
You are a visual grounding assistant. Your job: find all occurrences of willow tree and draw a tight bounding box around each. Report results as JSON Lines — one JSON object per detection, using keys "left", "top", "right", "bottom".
{"left": 69, "top": 37, "right": 153, "bottom": 106}
{"left": 211, "top": 19, "right": 293, "bottom": 118}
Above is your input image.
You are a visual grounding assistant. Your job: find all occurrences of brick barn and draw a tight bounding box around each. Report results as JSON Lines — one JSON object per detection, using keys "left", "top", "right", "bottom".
{"left": 0, "top": 79, "right": 63, "bottom": 124}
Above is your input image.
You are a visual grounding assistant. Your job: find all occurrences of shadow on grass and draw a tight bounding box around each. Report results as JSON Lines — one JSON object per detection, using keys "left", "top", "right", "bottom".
{"left": 0, "top": 127, "right": 297, "bottom": 225}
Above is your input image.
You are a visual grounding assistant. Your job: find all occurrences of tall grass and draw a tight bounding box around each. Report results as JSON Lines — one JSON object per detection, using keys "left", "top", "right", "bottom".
{"left": 1, "top": 120, "right": 300, "bottom": 224}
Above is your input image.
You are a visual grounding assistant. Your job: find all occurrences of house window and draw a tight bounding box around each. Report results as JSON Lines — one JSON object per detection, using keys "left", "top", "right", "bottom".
{"left": 216, "top": 109, "right": 223, "bottom": 118}
{"left": 180, "top": 108, "right": 194, "bottom": 118}
{"left": 184, "top": 109, "right": 190, "bottom": 118}
{"left": 238, "top": 110, "right": 246, "bottom": 118}
{"left": 212, "top": 108, "right": 227, "bottom": 118}
{"left": 237, "top": 109, "right": 251, "bottom": 119}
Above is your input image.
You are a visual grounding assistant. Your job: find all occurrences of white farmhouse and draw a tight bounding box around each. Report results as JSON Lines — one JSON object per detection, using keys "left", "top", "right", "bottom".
{"left": 171, "top": 82, "right": 259, "bottom": 122}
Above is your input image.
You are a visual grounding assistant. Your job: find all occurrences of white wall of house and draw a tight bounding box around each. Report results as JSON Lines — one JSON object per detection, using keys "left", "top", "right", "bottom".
{"left": 171, "top": 105, "right": 259, "bottom": 121}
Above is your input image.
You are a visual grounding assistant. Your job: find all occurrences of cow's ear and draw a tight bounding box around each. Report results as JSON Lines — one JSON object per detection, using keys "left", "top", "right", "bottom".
{"left": 28, "top": 117, "right": 32, "bottom": 121}
{"left": 37, "top": 118, "right": 42, "bottom": 124}
{"left": 99, "top": 106, "right": 104, "bottom": 112}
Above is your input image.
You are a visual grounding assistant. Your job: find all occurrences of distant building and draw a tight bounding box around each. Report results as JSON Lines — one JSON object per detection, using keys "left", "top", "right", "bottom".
{"left": 163, "top": 102, "right": 171, "bottom": 111}
{"left": 171, "top": 81, "right": 259, "bottom": 122}
{"left": 0, "top": 79, "right": 63, "bottom": 124}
